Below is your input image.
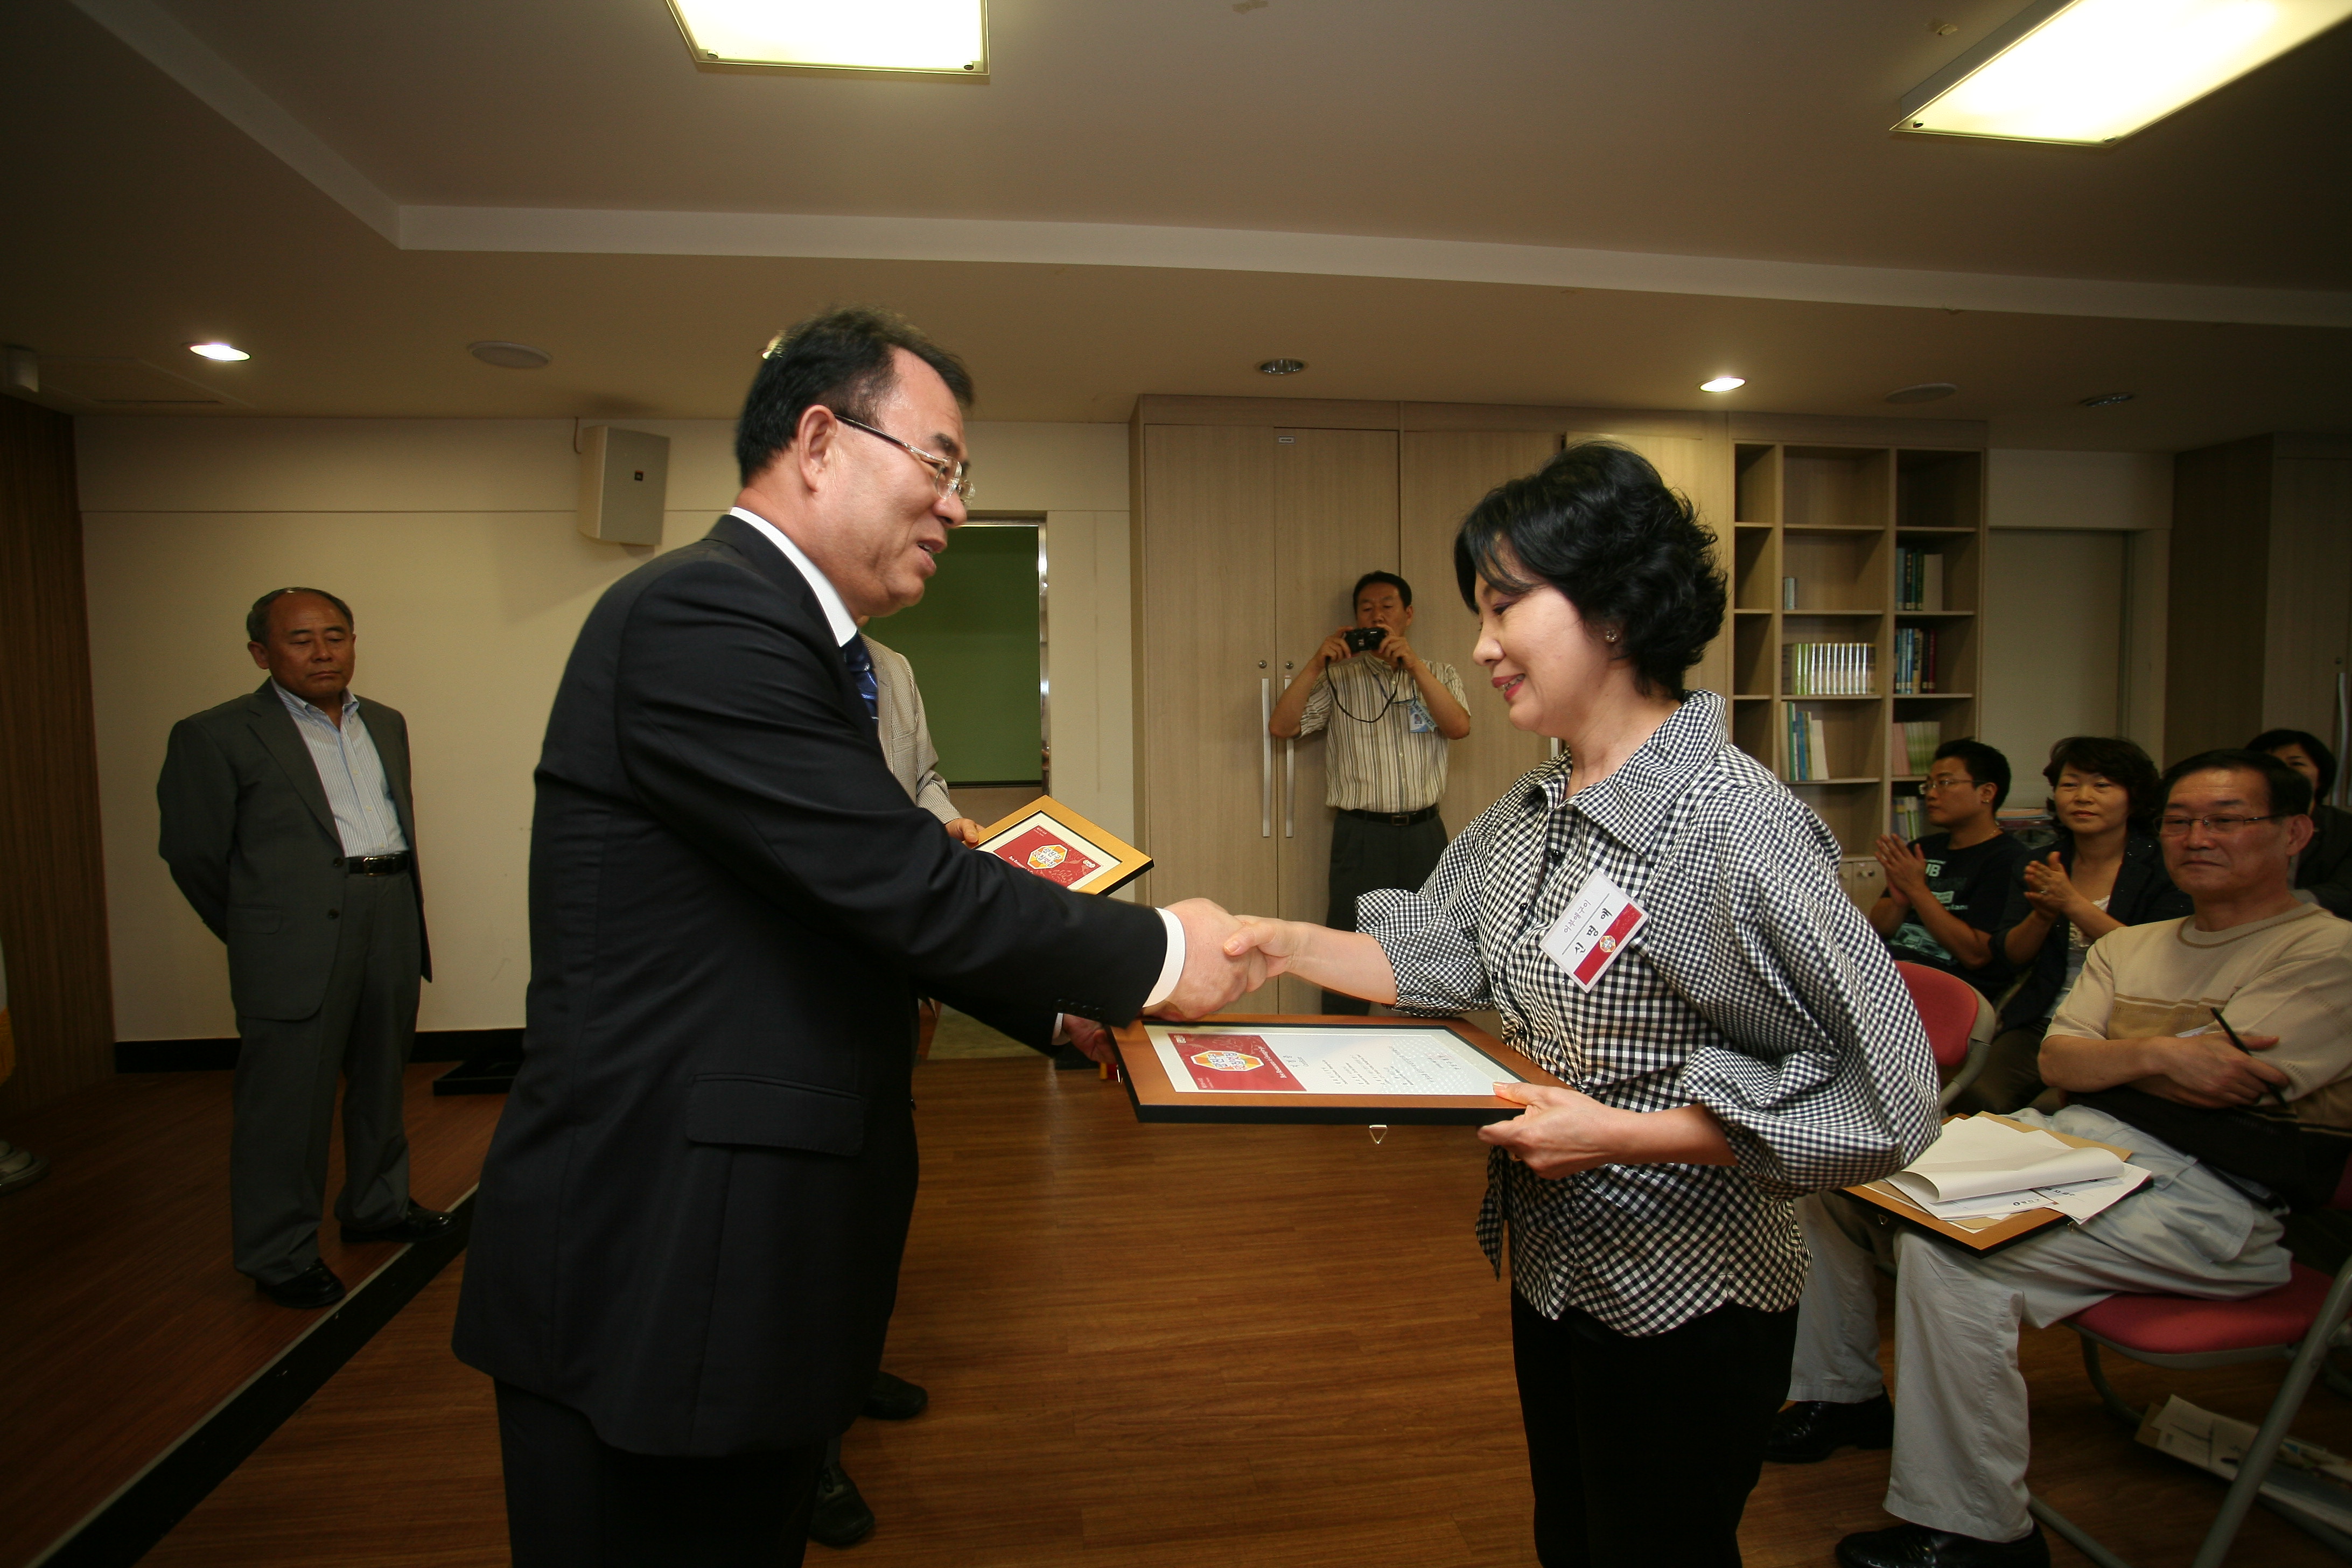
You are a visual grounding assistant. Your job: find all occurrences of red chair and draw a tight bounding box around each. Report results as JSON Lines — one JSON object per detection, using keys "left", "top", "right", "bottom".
{"left": 1893, "top": 961, "right": 1996, "bottom": 1110}
{"left": 2025, "top": 1161, "right": 2352, "bottom": 1567}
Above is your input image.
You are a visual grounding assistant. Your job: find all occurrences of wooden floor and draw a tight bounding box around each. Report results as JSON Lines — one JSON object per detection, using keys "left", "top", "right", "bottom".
{"left": 134, "top": 1056, "right": 2352, "bottom": 1567}
{"left": 0, "top": 1065, "right": 502, "bottom": 1568}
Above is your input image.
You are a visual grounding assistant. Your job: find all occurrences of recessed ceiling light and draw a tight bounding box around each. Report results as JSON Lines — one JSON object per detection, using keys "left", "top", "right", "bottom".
{"left": 188, "top": 342, "right": 249, "bottom": 362}
{"left": 667, "top": 0, "right": 987, "bottom": 75}
{"left": 1886, "top": 382, "right": 1959, "bottom": 403}
{"left": 2078, "top": 391, "right": 2136, "bottom": 407}
{"left": 1897, "top": 0, "right": 2352, "bottom": 145}
{"left": 470, "top": 340, "right": 553, "bottom": 370}
{"left": 1258, "top": 358, "right": 1307, "bottom": 376}
{"left": 1699, "top": 376, "right": 1746, "bottom": 393}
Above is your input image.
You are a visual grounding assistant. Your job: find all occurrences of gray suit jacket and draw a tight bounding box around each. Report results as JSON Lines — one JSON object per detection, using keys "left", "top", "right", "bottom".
{"left": 863, "top": 636, "right": 957, "bottom": 824}
{"left": 157, "top": 681, "right": 430, "bottom": 1020}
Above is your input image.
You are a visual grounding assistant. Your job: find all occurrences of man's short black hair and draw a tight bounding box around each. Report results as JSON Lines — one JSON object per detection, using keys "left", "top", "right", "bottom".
{"left": 733, "top": 306, "right": 975, "bottom": 485}
{"left": 1352, "top": 570, "right": 1412, "bottom": 608}
{"left": 1932, "top": 738, "right": 2011, "bottom": 810}
{"left": 2162, "top": 748, "right": 2314, "bottom": 819}
{"left": 1453, "top": 442, "right": 1724, "bottom": 700}
{"left": 2042, "top": 735, "right": 2162, "bottom": 831}
{"left": 2247, "top": 727, "right": 2337, "bottom": 800}
{"left": 247, "top": 587, "right": 353, "bottom": 645}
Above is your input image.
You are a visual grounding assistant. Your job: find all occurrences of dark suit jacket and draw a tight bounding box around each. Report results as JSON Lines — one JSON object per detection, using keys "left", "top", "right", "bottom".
{"left": 2298, "top": 803, "right": 2352, "bottom": 918}
{"left": 1993, "top": 827, "right": 2189, "bottom": 1032}
{"left": 452, "top": 515, "right": 1166, "bottom": 1456}
{"left": 157, "top": 682, "right": 430, "bottom": 1020}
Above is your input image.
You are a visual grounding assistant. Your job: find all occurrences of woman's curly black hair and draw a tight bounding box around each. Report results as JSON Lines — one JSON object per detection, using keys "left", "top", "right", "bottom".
{"left": 1452, "top": 442, "right": 1726, "bottom": 699}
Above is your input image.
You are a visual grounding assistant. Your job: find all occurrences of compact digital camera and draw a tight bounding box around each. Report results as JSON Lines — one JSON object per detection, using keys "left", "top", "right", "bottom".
{"left": 1343, "top": 627, "right": 1387, "bottom": 654}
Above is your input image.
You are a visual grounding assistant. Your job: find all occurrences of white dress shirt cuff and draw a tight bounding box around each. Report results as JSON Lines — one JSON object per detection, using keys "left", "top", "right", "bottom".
{"left": 1142, "top": 906, "right": 1187, "bottom": 1011}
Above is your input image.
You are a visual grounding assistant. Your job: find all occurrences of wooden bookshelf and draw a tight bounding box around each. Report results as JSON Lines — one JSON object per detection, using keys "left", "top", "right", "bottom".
{"left": 1728, "top": 441, "right": 1988, "bottom": 853}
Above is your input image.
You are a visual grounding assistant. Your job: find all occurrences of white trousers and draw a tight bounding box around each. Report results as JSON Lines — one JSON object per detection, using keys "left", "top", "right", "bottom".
{"left": 1786, "top": 1106, "right": 2293, "bottom": 1542}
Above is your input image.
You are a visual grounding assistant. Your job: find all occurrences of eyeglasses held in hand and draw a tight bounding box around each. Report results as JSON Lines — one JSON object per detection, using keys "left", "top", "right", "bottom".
{"left": 2155, "top": 813, "right": 2284, "bottom": 837}
{"left": 832, "top": 413, "right": 975, "bottom": 502}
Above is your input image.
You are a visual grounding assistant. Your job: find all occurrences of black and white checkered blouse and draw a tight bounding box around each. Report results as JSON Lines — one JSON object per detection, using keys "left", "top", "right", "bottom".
{"left": 1360, "top": 691, "right": 1938, "bottom": 1335}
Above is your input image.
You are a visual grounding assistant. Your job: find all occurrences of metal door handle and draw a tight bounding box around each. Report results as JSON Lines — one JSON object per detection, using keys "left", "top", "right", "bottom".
{"left": 1260, "top": 677, "right": 1273, "bottom": 838}
{"left": 1284, "top": 739, "right": 1295, "bottom": 837}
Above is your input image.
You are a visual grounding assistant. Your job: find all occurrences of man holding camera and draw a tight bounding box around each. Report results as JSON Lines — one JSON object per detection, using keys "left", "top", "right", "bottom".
{"left": 1269, "top": 571, "right": 1471, "bottom": 1013}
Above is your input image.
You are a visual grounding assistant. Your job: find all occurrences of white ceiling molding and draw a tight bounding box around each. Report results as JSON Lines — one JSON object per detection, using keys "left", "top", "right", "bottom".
{"left": 80, "top": 0, "right": 2352, "bottom": 332}
{"left": 399, "top": 205, "right": 2352, "bottom": 329}
{"left": 73, "top": 0, "right": 397, "bottom": 243}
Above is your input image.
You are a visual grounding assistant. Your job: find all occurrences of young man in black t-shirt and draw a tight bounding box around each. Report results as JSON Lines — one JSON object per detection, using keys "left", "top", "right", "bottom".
{"left": 1868, "top": 739, "right": 2026, "bottom": 997}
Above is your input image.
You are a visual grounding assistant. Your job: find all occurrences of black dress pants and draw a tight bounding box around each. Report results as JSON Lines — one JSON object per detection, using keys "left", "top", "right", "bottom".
{"left": 1322, "top": 809, "right": 1447, "bottom": 1013}
{"left": 1511, "top": 1291, "right": 1798, "bottom": 1568}
{"left": 496, "top": 1381, "right": 825, "bottom": 1567}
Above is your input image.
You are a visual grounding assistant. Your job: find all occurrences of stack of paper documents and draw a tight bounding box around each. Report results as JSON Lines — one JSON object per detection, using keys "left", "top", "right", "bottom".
{"left": 1881, "top": 1116, "right": 2149, "bottom": 1225}
{"left": 2139, "top": 1394, "right": 2352, "bottom": 1536}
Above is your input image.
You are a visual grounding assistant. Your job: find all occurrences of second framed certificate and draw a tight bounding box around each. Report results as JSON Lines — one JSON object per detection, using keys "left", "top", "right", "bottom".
{"left": 975, "top": 795, "right": 1152, "bottom": 896}
{"left": 1112, "top": 1014, "right": 1565, "bottom": 1125}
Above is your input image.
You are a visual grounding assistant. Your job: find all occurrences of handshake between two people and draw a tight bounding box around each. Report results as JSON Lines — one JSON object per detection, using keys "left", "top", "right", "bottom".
{"left": 1063, "top": 902, "right": 1402, "bottom": 1061}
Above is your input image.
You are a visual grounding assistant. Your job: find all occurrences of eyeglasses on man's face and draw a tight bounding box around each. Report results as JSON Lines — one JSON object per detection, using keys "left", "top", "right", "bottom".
{"left": 832, "top": 412, "right": 975, "bottom": 502}
{"left": 1920, "top": 775, "right": 1981, "bottom": 794}
{"left": 2156, "top": 813, "right": 2284, "bottom": 837}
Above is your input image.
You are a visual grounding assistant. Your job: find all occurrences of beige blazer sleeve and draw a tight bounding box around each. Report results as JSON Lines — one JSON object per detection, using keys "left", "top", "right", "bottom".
{"left": 862, "top": 636, "right": 960, "bottom": 824}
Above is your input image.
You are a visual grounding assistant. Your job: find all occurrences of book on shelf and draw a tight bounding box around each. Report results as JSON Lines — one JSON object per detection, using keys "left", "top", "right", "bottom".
{"left": 1782, "top": 641, "right": 1875, "bottom": 696}
{"left": 1894, "top": 718, "right": 1941, "bottom": 775}
{"left": 1893, "top": 626, "right": 1940, "bottom": 695}
{"left": 1896, "top": 547, "right": 1947, "bottom": 612}
{"left": 1783, "top": 702, "right": 1831, "bottom": 782}
{"left": 1891, "top": 793, "right": 1926, "bottom": 843}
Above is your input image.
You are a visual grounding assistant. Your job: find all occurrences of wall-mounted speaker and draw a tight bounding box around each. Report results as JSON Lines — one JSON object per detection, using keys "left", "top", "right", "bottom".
{"left": 578, "top": 425, "right": 669, "bottom": 545}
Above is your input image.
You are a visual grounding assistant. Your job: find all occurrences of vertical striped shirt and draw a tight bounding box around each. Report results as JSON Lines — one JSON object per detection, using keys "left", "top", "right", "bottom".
{"left": 1360, "top": 690, "right": 1937, "bottom": 1335}
{"left": 271, "top": 682, "right": 409, "bottom": 857}
{"left": 1295, "top": 655, "right": 1467, "bottom": 814}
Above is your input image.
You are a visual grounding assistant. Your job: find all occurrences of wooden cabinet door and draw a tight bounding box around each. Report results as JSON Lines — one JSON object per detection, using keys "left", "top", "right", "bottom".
{"left": 1132, "top": 425, "right": 1278, "bottom": 928}
{"left": 1271, "top": 429, "right": 1399, "bottom": 1012}
{"left": 1400, "top": 431, "right": 1560, "bottom": 834}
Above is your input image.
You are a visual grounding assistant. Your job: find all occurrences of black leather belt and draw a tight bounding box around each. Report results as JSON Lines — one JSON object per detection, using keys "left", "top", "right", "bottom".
{"left": 346, "top": 852, "right": 413, "bottom": 876}
{"left": 1338, "top": 806, "right": 1439, "bottom": 828}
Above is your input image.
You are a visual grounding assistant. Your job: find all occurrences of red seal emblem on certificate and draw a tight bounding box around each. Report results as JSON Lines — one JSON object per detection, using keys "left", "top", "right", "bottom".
{"left": 1169, "top": 1033, "right": 1303, "bottom": 1092}
{"left": 992, "top": 825, "right": 1102, "bottom": 888}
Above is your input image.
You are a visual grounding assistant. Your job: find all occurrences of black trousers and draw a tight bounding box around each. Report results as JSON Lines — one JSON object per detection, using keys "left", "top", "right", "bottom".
{"left": 1322, "top": 809, "right": 1447, "bottom": 1013}
{"left": 1512, "top": 1292, "right": 1798, "bottom": 1568}
{"left": 495, "top": 1381, "right": 825, "bottom": 1568}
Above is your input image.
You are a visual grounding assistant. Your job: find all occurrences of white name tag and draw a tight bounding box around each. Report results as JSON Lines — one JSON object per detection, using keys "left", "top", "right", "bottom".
{"left": 1539, "top": 870, "right": 1648, "bottom": 990}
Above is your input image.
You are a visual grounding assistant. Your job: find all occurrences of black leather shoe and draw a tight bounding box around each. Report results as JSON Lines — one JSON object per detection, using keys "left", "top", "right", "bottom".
{"left": 340, "top": 1202, "right": 454, "bottom": 1244}
{"left": 1836, "top": 1522, "right": 2049, "bottom": 1568}
{"left": 1765, "top": 1394, "right": 1895, "bottom": 1463}
{"left": 864, "top": 1370, "right": 929, "bottom": 1420}
{"left": 809, "top": 1457, "right": 876, "bottom": 1549}
{"left": 256, "top": 1261, "right": 346, "bottom": 1310}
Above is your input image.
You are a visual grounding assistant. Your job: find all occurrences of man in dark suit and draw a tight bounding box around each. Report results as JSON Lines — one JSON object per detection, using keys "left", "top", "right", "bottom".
{"left": 158, "top": 587, "right": 452, "bottom": 1309}
{"left": 453, "top": 307, "right": 1258, "bottom": 1567}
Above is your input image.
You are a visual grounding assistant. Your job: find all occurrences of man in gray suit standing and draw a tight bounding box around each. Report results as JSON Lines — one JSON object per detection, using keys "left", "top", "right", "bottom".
{"left": 158, "top": 587, "right": 451, "bottom": 1308}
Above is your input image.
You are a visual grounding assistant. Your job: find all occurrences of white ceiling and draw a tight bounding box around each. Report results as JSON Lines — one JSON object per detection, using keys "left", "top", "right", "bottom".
{"left": 5, "top": 0, "right": 2349, "bottom": 447}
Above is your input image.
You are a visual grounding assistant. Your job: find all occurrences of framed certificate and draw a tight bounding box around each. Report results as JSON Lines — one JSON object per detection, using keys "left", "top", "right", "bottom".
{"left": 1111, "top": 1014, "right": 1566, "bottom": 1125}
{"left": 975, "top": 795, "right": 1152, "bottom": 896}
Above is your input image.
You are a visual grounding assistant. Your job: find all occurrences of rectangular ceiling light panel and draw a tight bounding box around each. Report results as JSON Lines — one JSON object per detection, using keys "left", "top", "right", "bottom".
{"left": 1899, "top": 0, "right": 2352, "bottom": 144}
{"left": 669, "top": 0, "right": 986, "bottom": 75}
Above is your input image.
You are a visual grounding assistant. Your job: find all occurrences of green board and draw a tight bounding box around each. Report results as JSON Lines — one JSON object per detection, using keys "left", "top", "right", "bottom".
{"left": 869, "top": 524, "right": 1042, "bottom": 785}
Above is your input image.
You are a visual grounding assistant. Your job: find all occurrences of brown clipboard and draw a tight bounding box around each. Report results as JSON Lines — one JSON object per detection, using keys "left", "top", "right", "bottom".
{"left": 1111, "top": 1013, "right": 1567, "bottom": 1126}
{"left": 1842, "top": 1113, "right": 2137, "bottom": 1254}
{"left": 974, "top": 794, "right": 1152, "bottom": 896}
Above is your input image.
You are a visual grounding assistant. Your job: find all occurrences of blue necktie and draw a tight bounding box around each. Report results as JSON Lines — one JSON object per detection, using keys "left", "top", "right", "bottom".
{"left": 841, "top": 634, "right": 879, "bottom": 723}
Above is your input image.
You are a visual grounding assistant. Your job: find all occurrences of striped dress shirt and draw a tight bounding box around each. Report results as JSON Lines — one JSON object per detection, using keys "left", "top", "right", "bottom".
{"left": 1295, "top": 654, "right": 1467, "bottom": 814}
{"left": 271, "top": 682, "right": 409, "bottom": 857}
{"left": 1361, "top": 690, "right": 1938, "bottom": 1335}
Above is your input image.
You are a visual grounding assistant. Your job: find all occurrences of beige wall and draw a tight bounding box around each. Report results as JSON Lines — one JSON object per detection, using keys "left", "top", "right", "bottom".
{"left": 77, "top": 416, "right": 1131, "bottom": 1040}
{"left": 1983, "top": 448, "right": 2172, "bottom": 766}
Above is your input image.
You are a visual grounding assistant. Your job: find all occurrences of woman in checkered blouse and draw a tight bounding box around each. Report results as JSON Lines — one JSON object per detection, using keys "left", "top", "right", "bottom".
{"left": 1228, "top": 444, "right": 1938, "bottom": 1568}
